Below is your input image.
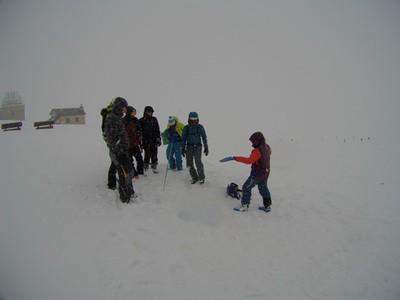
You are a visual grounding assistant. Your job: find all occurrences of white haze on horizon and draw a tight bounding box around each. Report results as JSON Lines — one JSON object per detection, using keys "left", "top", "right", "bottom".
{"left": 1, "top": 0, "right": 400, "bottom": 142}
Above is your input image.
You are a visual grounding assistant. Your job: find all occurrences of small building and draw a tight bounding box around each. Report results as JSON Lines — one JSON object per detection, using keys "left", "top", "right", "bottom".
{"left": 49, "top": 105, "right": 86, "bottom": 124}
{"left": 0, "top": 91, "right": 25, "bottom": 121}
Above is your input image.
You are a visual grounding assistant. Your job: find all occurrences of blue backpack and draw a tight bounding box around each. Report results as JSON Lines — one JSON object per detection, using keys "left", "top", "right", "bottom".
{"left": 226, "top": 182, "right": 242, "bottom": 200}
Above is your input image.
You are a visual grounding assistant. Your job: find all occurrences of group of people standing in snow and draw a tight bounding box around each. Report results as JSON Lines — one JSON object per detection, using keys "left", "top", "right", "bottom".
{"left": 163, "top": 112, "right": 208, "bottom": 184}
{"left": 101, "top": 97, "right": 272, "bottom": 213}
{"left": 101, "top": 97, "right": 208, "bottom": 203}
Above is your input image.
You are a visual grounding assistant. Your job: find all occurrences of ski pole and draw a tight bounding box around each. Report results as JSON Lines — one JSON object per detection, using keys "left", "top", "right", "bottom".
{"left": 163, "top": 139, "right": 175, "bottom": 191}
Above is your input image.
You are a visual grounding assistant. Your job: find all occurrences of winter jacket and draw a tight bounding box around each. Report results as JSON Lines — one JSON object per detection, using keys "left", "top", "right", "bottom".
{"left": 139, "top": 114, "right": 161, "bottom": 147}
{"left": 162, "top": 116, "right": 184, "bottom": 145}
{"left": 104, "top": 104, "right": 129, "bottom": 155}
{"left": 123, "top": 115, "right": 142, "bottom": 148}
{"left": 181, "top": 123, "right": 207, "bottom": 147}
{"left": 235, "top": 132, "right": 271, "bottom": 180}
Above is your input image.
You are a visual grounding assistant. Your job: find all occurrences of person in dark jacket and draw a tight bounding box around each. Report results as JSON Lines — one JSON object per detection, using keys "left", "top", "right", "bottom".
{"left": 101, "top": 101, "right": 117, "bottom": 189}
{"left": 123, "top": 106, "right": 144, "bottom": 176}
{"left": 104, "top": 97, "right": 136, "bottom": 203}
{"left": 220, "top": 131, "right": 272, "bottom": 212}
{"left": 181, "top": 112, "right": 208, "bottom": 184}
{"left": 139, "top": 106, "right": 161, "bottom": 173}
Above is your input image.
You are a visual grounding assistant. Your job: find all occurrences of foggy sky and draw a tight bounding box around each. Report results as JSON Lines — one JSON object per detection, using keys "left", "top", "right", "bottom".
{"left": 1, "top": 0, "right": 399, "bottom": 141}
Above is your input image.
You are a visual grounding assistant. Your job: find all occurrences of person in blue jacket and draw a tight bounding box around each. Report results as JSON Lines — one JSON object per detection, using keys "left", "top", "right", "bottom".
{"left": 162, "top": 116, "right": 185, "bottom": 171}
{"left": 181, "top": 112, "right": 209, "bottom": 184}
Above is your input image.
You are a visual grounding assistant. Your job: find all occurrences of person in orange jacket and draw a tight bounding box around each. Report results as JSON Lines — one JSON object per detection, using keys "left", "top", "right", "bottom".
{"left": 220, "top": 131, "right": 272, "bottom": 212}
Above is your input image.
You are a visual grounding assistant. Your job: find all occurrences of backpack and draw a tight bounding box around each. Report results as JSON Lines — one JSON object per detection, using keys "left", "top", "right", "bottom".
{"left": 101, "top": 102, "right": 113, "bottom": 145}
{"left": 226, "top": 182, "right": 242, "bottom": 200}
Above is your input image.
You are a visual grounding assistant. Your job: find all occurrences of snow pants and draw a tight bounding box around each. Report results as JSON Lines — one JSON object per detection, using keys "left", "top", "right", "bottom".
{"left": 241, "top": 177, "right": 271, "bottom": 207}
{"left": 186, "top": 144, "right": 204, "bottom": 181}
{"left": 109, "top": 150, "right": 134, "bottom": 201}
{"left": 129, "top": 146, "right": 144, "bottom": 175}
{"left": 107, "top": 161, "right": 117, "bottom": 189}
{"left": 143, "top": 144, "right": 158, "bottom": 170}
{"left": 166, "top": 142, "right": 183, "bottom": 171}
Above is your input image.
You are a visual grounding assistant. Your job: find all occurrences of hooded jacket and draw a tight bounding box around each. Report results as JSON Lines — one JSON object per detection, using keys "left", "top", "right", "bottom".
{"left": 104, "top": 99, "right": 130, "bottom": 155}
{"left": 235, "top": 132, "right": 271, "bottom": 180}
{"left": 139, "top": 108, "right": 161, "bottom": 147}
{"left": 162, "top": 116, "right": 185, "bottom": 145}
{"left": 181, "top": 112, "right": 208, "bottom": 147}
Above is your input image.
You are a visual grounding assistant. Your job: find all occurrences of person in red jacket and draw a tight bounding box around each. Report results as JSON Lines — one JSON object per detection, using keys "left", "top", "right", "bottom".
{"left": 123, "top": 106, "right": 144, "bottom": 176}
{"left": 220, "top": 131, "right": 272, "bottom": 212}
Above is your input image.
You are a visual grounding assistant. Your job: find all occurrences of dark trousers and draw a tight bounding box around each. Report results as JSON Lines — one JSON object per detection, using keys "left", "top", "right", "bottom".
{"left": 143, "top": 144, "right": 158, "bottom": 169}
{"left": 109, "top": 151, "right": 134, "bottom": 201}
{"left": 129, "top": 146, "right": 144, "bottom": 175}
{"left": 186, "top": 144, "right": 204, "bottom": 181}
{"left": 241, "top": 177, "right": 271, "bottom": 207}
{"left": 108, "top": 161, "right": 117, "bottom": 188}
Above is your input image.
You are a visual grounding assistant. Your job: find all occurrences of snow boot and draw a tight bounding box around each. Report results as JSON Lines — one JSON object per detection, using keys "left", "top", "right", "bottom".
{"left": 258, "top": 206, "right": 271, "bottom": 213}
{"left": 234, "top": 204, "right": 249, "bottom": 212}
{"left": 151, "top": 163, "right": 159, "bottom": 174}
{"left": 263, "top": 196, "right": 272, "bottom": 208}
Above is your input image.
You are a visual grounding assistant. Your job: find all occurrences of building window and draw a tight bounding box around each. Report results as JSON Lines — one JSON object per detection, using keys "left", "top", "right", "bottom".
{"left": 75, "top": 117, "right": 79, "bottom": 123}
{"left": 66, "top": 118, "right": 70, "bottom": 124}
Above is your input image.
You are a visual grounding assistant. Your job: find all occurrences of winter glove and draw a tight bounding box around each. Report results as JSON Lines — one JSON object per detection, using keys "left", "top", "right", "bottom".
{"left": 219, "top": 156, "right": 235, "bottom": 162}
{"left": 157, "top": 137, "right": 162, "bottom": 147}
{"left": 181, "top": 146, "right": 186, "bottom": 157}
{"left": 204, "top": 145, "right": 209, "bottom": 156}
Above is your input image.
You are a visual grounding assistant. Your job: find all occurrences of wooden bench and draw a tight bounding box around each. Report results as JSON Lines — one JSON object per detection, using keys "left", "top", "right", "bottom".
{"left": 34, "top": 120, "right": 55, "bottom": 130}
{"left": 2, "top": 122, "right": 23, "bottom": 131}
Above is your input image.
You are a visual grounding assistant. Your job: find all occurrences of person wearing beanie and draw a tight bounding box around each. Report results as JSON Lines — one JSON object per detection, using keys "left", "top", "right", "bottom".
{"left": 162, "top": 116, "right": 185, "bottom": 171}
{"left": 139, "top": 106, "right": 161, "bottom": 173}
{"left": 220, "top": 131, "right": 272, "bottom": 212}
{"left": 104, "top": 97, "right": 137, "bottom": 203}
{"left": 123, "top": 106, "right": 144, "bottom": 176}
{"left": 181, "top": 112, "right": 209, "bottom": 184}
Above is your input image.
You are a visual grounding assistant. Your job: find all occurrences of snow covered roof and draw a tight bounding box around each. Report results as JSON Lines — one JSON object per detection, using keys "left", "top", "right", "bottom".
{"left": 50, "top": 105, "right": 86, "bottom": 117}
{"left": 1, "top": 91, "right": 23, "bottom": 107}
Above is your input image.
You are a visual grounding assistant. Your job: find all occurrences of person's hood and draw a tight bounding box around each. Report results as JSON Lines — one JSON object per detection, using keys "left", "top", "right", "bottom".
{"left": 249, "top": 131, "right": 266, "bottom": 148}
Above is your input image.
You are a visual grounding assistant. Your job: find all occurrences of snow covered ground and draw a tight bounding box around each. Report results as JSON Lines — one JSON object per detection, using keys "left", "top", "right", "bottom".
{"left": 1, "top": 123, "right": 399, "bottom": 300}
{"left": 1, "top": 0, "right": 400, "bottom": 299}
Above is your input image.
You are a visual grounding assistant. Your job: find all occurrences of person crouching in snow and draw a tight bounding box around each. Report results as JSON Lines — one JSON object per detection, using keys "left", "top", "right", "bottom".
{"left": 220, "top": 131, "right": 272, "bottom": 212}
{"left": 162, "top": 116, "right": 184, "bottom": 171}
